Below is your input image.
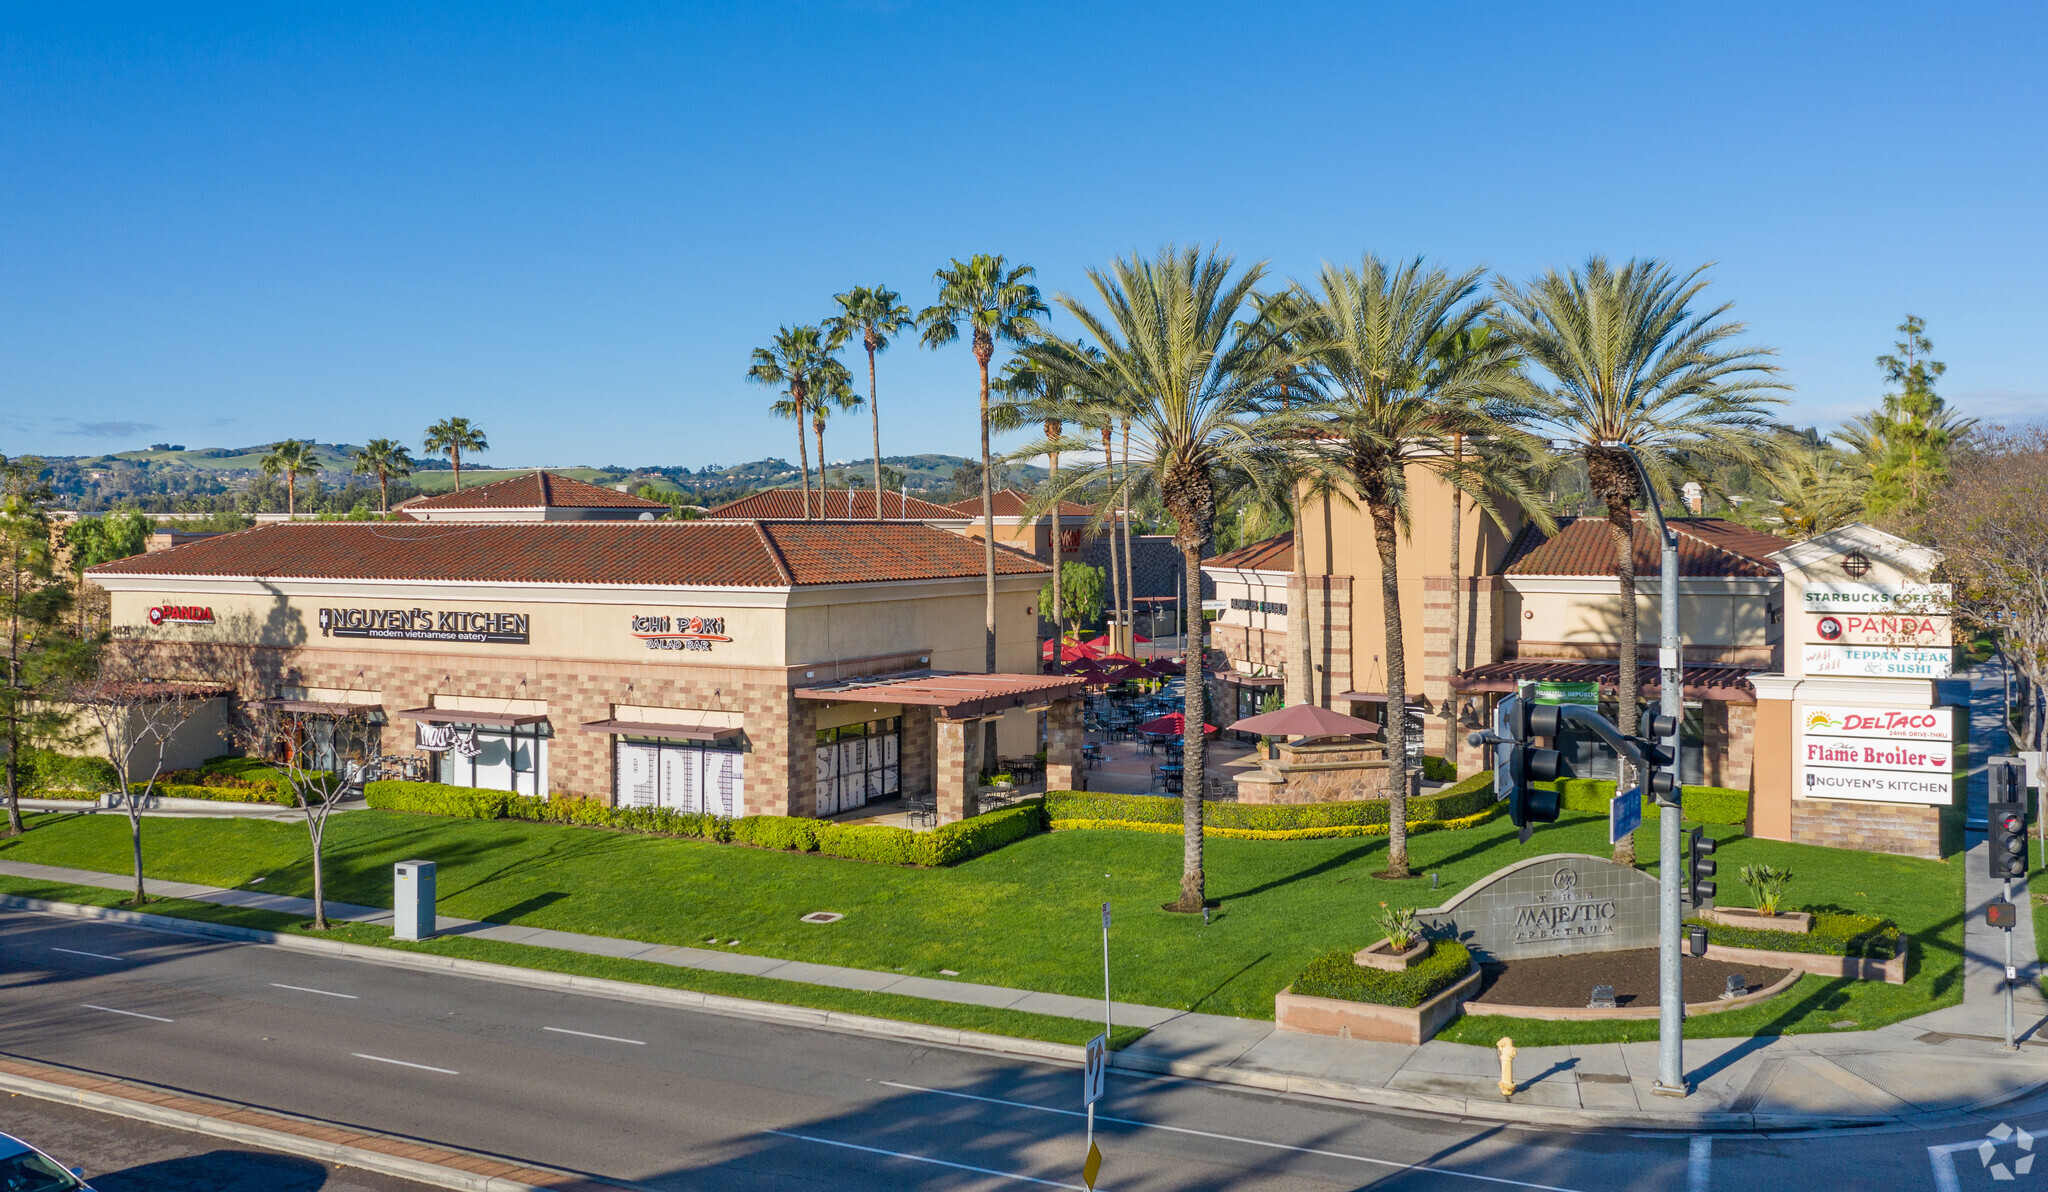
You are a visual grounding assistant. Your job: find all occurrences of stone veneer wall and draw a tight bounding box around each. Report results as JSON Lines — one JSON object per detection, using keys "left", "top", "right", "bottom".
{"left": 1700, "top": 702, "right": 1756, "bottom": 791}
{"left": 1789, "top": 797, "right": 1951, "bottom": 861}
{"left": 1210, "top": 622, "right": 1290, "bottom": 674}
{"left": 1304, "top": 575, "right": 1351, "bottom": 706}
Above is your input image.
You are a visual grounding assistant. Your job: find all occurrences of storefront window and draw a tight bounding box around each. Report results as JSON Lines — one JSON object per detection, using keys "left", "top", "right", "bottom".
{"left": 615, "top": 736, "right": 743, "bottom": 815}
{"left": 437, "top": 722, "right": 551, "bottom": 797}
{"left": 815, "top": 717, "right": 902, "bottom": 816}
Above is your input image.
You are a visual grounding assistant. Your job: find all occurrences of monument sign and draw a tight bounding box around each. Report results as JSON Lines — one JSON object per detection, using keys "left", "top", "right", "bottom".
{"left": 1412, "top": 853, "right": 1662, "bottom": 963}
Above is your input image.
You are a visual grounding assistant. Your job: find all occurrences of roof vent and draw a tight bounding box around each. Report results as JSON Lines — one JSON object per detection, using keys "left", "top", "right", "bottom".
{"left": 1841, "top": 550, "right": 1872, "bottom": 578}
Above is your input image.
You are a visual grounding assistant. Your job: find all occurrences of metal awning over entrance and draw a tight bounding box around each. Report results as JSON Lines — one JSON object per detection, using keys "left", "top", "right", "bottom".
{"left": 794, "top": 670, "right": 1087, "bottom": 720}
{"left": 1219, "top": 673, "right": 1284, "bottom": 688}
{"left": 1447, "top": 659, "right": 1761, "bottom": 703}
{"left": 394, "top": 706, "right": 551, "bottom": 727}
{"left": 249, "top": 698, "right": 384, "bottom": 716}
{"left": 579, "top": 719, "right": 744, "bottom": 741}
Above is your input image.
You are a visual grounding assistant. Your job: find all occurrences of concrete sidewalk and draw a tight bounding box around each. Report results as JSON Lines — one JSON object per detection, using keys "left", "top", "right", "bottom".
{"left": 6, "top": 853, "right": 2046, "bottom": 1129}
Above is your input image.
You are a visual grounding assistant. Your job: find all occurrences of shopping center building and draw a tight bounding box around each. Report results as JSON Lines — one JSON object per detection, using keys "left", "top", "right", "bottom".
{"left": 89, "top": 517, "right": 1083, "bottom": 823}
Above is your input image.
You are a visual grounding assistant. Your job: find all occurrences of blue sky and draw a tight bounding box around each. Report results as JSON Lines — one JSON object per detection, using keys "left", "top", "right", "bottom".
{"left": 4, "top": 2, "right": 2042, "bottom": 468}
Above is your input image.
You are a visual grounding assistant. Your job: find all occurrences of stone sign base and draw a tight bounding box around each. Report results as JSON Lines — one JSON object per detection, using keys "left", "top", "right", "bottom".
{"left": 1701, "top": 906, "right": 1813, "bottom": 934}
{"left": 1707, "top": 935, "right": 1909, "bottom": 985}
{"left": 1274, "top": 967, "right": 1480, "bottom": 1045}
{"left": 1473, "top": 967, "right": 1802, "bottom": 1021}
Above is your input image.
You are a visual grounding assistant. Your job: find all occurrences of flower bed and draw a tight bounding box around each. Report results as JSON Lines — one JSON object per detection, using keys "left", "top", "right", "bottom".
{"left": 361, "top": 781, "right": 1045, "bottom": 867}
{"left": 1046, "top": 771, "right": 1501, "bottom": 840}
{"left": 1687, "top": 911, "right": 1900, "bottom": 960}
{"left": 1276, "top": 940, "right": 1478, "bottom": 1044}
{"left": 1290, "top": 939, "right": 1473, "bottom": 1008}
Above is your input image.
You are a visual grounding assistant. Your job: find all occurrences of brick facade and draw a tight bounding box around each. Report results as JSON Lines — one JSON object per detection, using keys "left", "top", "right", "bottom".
{"left": 1789, "top": 796, "right": 1960, "bottom": 861}
{"left": 1210, "top": 622, "right": 1290, "bottom": 673}
{"left": 1305, "top": 575, "right": 1352, "bottom": 705}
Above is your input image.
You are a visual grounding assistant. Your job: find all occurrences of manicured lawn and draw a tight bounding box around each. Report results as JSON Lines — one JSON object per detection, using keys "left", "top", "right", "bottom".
{"left": 0, "top": 873, "right": 1144, "bottom": 1049}
{"left": 0, "top": 807, "right": 1963, "bottom": 1030}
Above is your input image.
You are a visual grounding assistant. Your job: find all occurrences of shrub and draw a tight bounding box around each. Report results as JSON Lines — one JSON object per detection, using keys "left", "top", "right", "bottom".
{"left": 365, "top": 780, "right": 511, "bottom": 819}
{"left": 815, "top": 821, "right": 925, "bottom": 865}
{"left": 1739, "top": 863, "right": 1795, "bottom": 915}
{"left": 1545, "top": 778, "right": 1750, "bottom": 826}
{"left": 504, "top": 795, "right": 730, "bottom": 840}
{"left": 1689, "top": 911, "right": 1900, "bottom": 960}
{"left": 1292, "top": 940, "right": 1473, "bottom": 1008}
{"left": 1046, "top": 770, "right": 1497, "bottom": 834}
{"left": 1420, "top": 755, "right": 1457, "bottom": 783}
{"left": 925, "top": 801, "right": 1046, "bottom": 865}
{"left": 132, "top": 781, "right": 295, "bottom": 807}
{"left": 731, "top": 815, "right": 820, "bottom": 853}
{"left": 26, "top": 751, "right": 118, "bottom": 794}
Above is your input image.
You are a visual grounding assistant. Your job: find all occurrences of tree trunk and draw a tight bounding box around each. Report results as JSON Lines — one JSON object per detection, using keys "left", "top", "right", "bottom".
{"left": 1605, "top": 494, "right": 1642, "bottom": 867}
{"left": 1174, "top": 540, "right": 1207, "bottom": 912}
{"left": 1446, "top": 435, "right": 1464, "bottom": 761}
{"left": 977, "top": 355, "right": 998, "bottom": 768}
{"left": 4, "top": 747, "right": 21, "bottom": 837}
{"left": 793, "top": 416, "right": 811, "bottom": 519}
{"left": 452, "top": 447, "right": 462, "bottom": 492}
{"left": 868, "top": 345, "right": 883, "bottom": 521}
{"left": 1101, "top": 426, "right": 1124, "bottom": 651}
{"left": 129, "top": 811, "right": 145, "bottom": 903}
{"left": 1291, "top": 492, "right": 1312, "bottom": 711}
{"left": 1369, "top": 500, "right": 1412, "bottom": 878}
{"left": 1049, "top": 432, "right": 1063, "bottom": 675}
{"left": 310, "top": 822, "right": 328, "bottom": 930}
{"left": 379, "top": 471, "right": 390, "bottom": 515}
{"left": 1121, "top": 419, "right": 1137, "bottom": 654}
{"left": 814, "top": 418, "right": 828, "bottom": 518}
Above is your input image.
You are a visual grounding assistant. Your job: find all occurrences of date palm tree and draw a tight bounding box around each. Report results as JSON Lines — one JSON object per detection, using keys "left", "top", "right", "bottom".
{"left": 260, "top": 440, "right": 320, "bottom": 517}
{"left": 747, "top": 325, "right": 839, "bottom": 518}
{"left": 422, "top": 417, "right": 488, "bottom": 491}
{"left": 350, "top": 438, "right": 414, "bottom": 514}
{"left": 1495, "top": 257, "right": 1783, "bottom": 864}
{"left": 809, "top": 361, "right": 862, "bottom": 516}
{"left": 996, "top": 354, "right": 1090, "bottom": 670}
{"left": 1288, "top": 255, "right": 1543, "bottom": 878}
{"left": 1023, "top": 245, "right": 1297, "bottom": 913}
{"left": 920, "top": 256, "right": 1049, "bottom": 678}
{"left": 826, "top": 285, "right": 916, "bottom": 518}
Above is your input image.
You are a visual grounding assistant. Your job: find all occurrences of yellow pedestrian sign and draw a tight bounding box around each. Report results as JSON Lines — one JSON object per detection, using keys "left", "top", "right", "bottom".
{"left": 1083, "top": 1140, "right": 1102, "bottom": 1190}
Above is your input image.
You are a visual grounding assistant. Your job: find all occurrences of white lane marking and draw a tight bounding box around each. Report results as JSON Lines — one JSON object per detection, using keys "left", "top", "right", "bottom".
{"left": 351, "top": 1053, "right": 458, "bottom": 1075}
{"left": 52, "top": 947, "right": 125, "bottom": 962}
{"left": 81, "top": 1004, "right": 172, "bottom": 1023}
{"left": 878, "top": 1081, "right": 1584, "bottom": 1192}
{"left": 270, "top": 983, "right": 358, "bottom": 999}
{"left": 764, "top": 1130, "right": 1082, "bottom": 1189}
{"left": 1928, "top": 1138, "right": 1978, "bottom": 1192}
{"left": 1688, "top": 1135, "right": 1710, "bottom": 1192}
{"left": 542, "top": 1026, "right": 646, "bottom": 1045}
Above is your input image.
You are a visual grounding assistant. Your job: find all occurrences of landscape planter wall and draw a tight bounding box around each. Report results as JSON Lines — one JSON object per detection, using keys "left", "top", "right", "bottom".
{"left": 1275, "top": 966, "right": 1480, "bottom": 1045}
{"left": 1701, "top": 907, "right": 1813, "bottom": 934}
{"left": 1471, "top": 966, "right": 1803, "bottom": 1020}
{"left": 1705, "top": 935, "right": 1909, "bottom": 985}
{"left": 1353, "top": 937, "right": 1429, "bottom": 971}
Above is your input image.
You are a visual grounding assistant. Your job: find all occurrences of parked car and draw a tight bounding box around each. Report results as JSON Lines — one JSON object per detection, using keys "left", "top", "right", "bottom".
{"left": 0, "top": 1131, "right": 92, "bottom": 1191}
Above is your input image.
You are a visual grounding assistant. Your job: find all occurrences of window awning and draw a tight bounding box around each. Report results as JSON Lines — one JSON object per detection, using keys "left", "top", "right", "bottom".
{"left": 248, "top": 698, "right": 384, "bottom": 716}
{"left": 795, "top": 669, "right": 1087, "bottom": 720}
{"left": 394, "top": 707, "right": 550, "bottom": 727}
{"left": 1219, "top": 673, "right": 1284, "bottom": 687}
{"left": 1447, "top": 659, "right": 1760, "bottom": 704}
{"left": 579, "top": 719, "right": 743, "bottom": 741}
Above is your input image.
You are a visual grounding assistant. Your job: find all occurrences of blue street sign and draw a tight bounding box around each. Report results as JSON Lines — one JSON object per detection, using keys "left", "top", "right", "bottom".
{"left": 1610, "top": 786, "right": 1643, "bottom": 844}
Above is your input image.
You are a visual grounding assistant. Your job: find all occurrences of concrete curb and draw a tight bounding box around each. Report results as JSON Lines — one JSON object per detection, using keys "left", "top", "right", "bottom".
{"left": 0, "top": 1068, "right": 621, "bottom": 1191}
{"left": 0, "top": 894, "right": 1086, "bottom": 1068}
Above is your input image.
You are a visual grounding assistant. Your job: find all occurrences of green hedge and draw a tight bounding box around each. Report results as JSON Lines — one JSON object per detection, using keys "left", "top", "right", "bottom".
{"left": 1291, "top": 940, "right": 1474, "bottom": 1008}
{"left": 1047, "top": 769, "right": 1498, "bottom": 832}
{"left": 1420, "top": 755, "right": 1457, "bottom": 783}
{"left": 1540, "top": 778, "right": 1750, "bottom": 826}
{"left": 133, "top": 781, "right": 294, "bottom": 807}
{"left": 362, "top": 781, "right": 1045, "bottom": 867}
{"left": 1688, "top": 911, "right": 1900, "bottom": 960}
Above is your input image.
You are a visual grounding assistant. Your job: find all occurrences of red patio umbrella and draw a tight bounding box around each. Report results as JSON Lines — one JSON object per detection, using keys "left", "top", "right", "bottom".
{"left": 1146, "top": 657, "right": 1183, "bottom": 676}
{"left": 1097, "top": 651, "right": 1141, "bottom": 666}
{"left": 1102, "top": 662, "right": 1154, "bottom": 684}
{"left": 1085, "top": 633, "right": 1151, "bottom": 649}
{"left": 1043, "top": 637, "right": 1103, "bottom": 663}
{"left": 1227, "top": 702, "right": 1377, "bottom": 738}
{"left": 1137, "top": 712, "right": 1218, "bottom": 736}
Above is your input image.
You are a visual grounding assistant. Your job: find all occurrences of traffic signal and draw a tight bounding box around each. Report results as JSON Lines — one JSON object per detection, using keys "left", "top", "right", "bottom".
{"left": 1687, "top": 825, "right": 1718, "bottom": 906}
{"left": 1987, "top": 900, "right": 2017, "bottom": 930}
{"left": 1988, "top": 797, "right": 2028, "bottom": 880}
{"left": 1640, "top": 712, "right": 1680, "bottom": 805}
{"left": 1507, "top": 698, "right": 1563, "bottom": 827}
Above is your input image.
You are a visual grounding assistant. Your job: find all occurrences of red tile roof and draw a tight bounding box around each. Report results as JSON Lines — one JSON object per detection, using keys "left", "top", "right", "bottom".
{"left": 1502, "top": 517, "right": 1783, "bottom": 579}
{"left": 1204, "top": 532, "right": 1294, "bottom": 572}
{"left": 706, "top": 490, "right": 963, "bottom": 520}
{"left": 403, "top": 471, "right": 669, "bottom": 511}
{"left": 945, "top": 489, "right": 1096, "bottom": 519}
{"left": 87, "top": 521, "right": 1049, "bottom": 589}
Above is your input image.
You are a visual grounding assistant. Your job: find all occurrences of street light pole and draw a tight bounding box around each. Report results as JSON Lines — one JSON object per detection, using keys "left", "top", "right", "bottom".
{"left": 1619, "top": 445, "right": 1687, "bottom": 1096}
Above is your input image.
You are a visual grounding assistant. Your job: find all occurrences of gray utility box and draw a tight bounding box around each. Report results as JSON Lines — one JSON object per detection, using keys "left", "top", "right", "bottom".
{"left": 394, "top": 860, "right": 437, "bottom": 941}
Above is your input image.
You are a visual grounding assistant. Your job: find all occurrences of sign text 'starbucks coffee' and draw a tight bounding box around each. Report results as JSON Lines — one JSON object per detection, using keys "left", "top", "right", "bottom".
{"left": 1411, "top": 854, "right": 1661, "bottom": 963}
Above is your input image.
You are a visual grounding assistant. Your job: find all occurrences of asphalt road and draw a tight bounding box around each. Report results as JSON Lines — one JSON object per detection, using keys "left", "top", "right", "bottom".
{"left": 0, "top": 1094, "right": 436, "bottom": 1191}
{"left": 1, "top": 908, "right": 2043, "bottom": 1191}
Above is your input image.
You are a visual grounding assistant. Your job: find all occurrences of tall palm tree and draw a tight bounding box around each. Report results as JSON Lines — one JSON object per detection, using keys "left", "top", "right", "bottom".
{"left": 809, "top": 362, "right": 862, "bottom": 517}
{"left": 1756, "top": 441, "right": 1866, "bottom": 537}
{"left": 826, "top": 285, "right": 916, "bottom": 518}
{"left": 260, "top": 440, "right": 320, "bottom": 517}
{"left": 350, "top": 438, "right": 414, "bottom": 514}
{"left": 919, "top": 255, "right": 1049, "bottom": 678}
{"left": 422, "top": 418, "right": 488, "bottom": 491}
{"left": 747, "top": 325, "right": 839, "bottom": 518}
{"left": 1289, "top": 256, "right": 1542, "bottom": 878}
{"left": 1495, "top": 257, "right": 1783, "bottom": 864}
{"left": 1024, "top": 245, "right": 1295, "bottom": 913}
{"left": 996, "top": 355, "right": 1090, "bottom": 671}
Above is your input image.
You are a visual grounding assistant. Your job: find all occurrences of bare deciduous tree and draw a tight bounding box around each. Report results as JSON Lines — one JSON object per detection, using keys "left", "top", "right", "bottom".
{"left": 1934, "top": 426, "right": 2048, "bottom": 754}
{"left": 227, "top": 701, "right": 378, "bottom": 930}
{"left": 69, "top": 648, "right": 213, "bottom": 903}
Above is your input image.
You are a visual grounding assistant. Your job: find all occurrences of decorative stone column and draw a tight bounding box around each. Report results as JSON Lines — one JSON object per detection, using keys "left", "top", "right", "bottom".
{"left": 934, "top": 716, "right": 983, "bottom": 826}
{"left": 1043, "top": 696, "right": 1084, "bottom": 792}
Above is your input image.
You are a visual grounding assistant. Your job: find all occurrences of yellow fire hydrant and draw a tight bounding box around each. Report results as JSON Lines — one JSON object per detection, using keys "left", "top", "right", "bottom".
{"left": 1495, "top": 1036, "right": 1518, "bottom": 1097}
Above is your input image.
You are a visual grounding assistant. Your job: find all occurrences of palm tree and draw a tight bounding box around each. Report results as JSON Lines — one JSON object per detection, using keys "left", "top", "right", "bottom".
{"left": 826, "top": 285, "right": 916, "bottom": 518}
{"left": 350, "top": 438, "right": 414, "bottom": 514}
{"left": 1495, "top": 257, "right": 1784, "bottom": 864}
{"left": 919, "top": 255, "right": 1049, "bottom": 677}
{"left": 1755, "top": 441, "right": 1866, "bottom": 537}
{"left": 1024, "top": 245, "right": 1295, "bottom": 914}
{"left": 1289, "top": 255, "right": 1542, "bottom": 878}
{"left": 260, "top": 440, "right": 320, "bottom": 517}
{"left": 422, "top": 418, "right": 488, "bottom": 491}
{"left": 746, "top": 325, "right": 839, "bottom": 518}
{"left": 996, "top": 355, "right": 1090, "bottom": 670}
{"left": 809, "top": 362, "right": 862, "bottom": 517}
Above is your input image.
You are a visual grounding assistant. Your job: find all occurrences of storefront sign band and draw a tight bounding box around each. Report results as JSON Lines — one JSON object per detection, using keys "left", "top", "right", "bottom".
{"left": 320, "top": 606, "right": 530, "bottom": 645}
